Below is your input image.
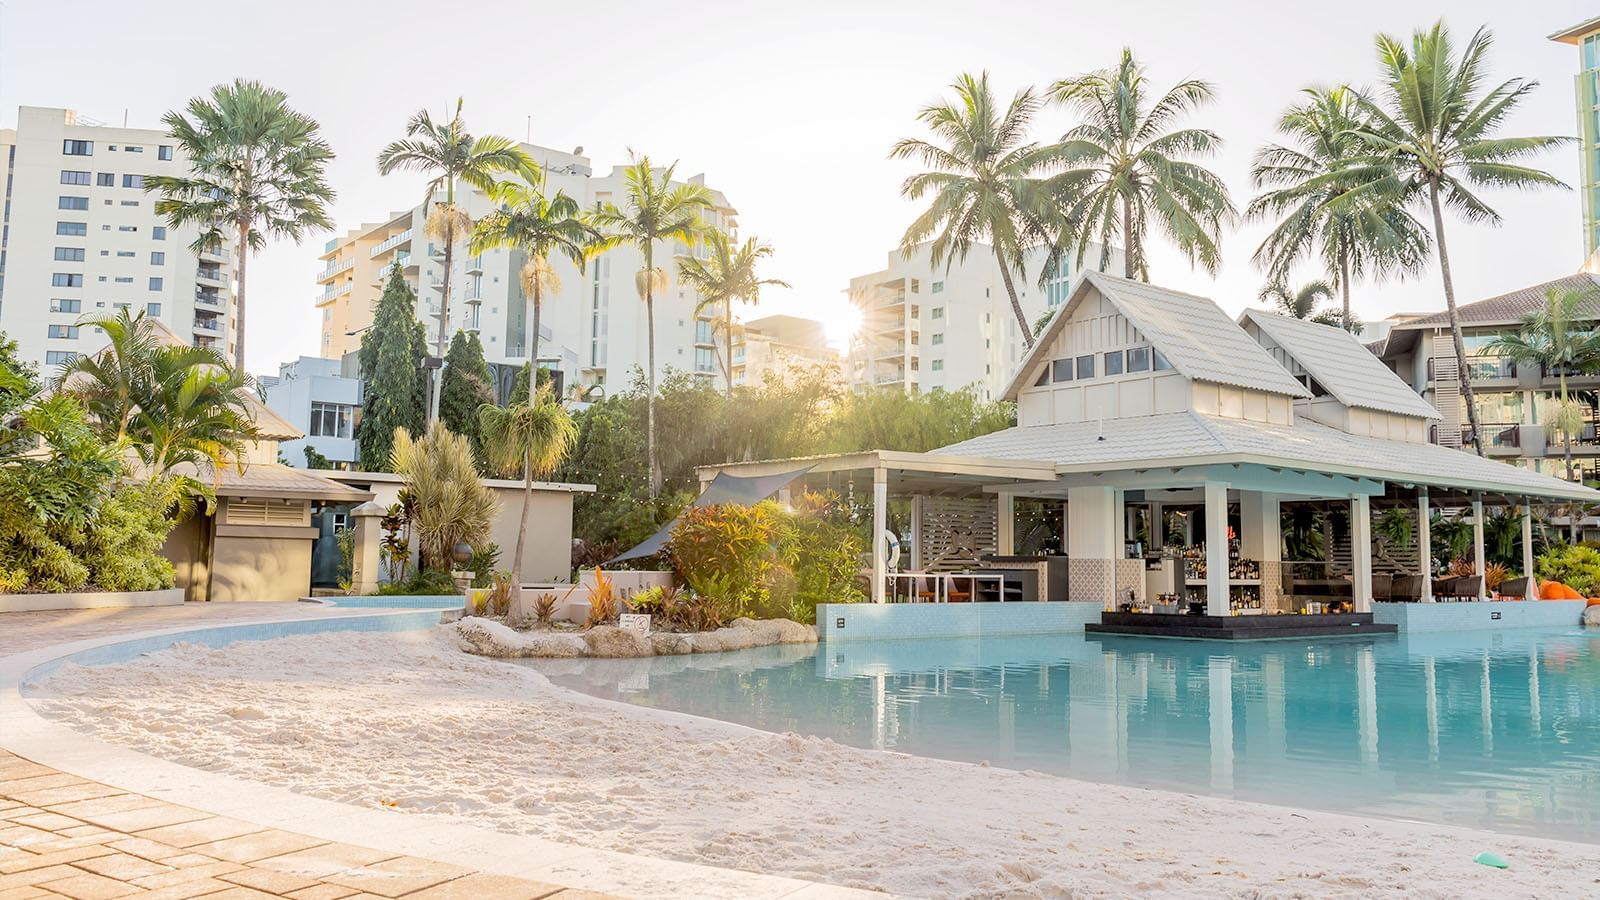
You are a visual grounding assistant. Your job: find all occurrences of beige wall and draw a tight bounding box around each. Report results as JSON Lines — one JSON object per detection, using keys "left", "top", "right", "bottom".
{"left": 210, "top": 533, "right": 313, "bottom": 602}
{"left": 161, "top": 514, "right": 208, "bottom": 603}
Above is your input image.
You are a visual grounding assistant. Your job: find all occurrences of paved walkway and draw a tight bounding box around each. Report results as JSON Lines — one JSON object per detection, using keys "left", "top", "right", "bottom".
{"left": 0, "top": 603, "right": 614, "bottom": 900}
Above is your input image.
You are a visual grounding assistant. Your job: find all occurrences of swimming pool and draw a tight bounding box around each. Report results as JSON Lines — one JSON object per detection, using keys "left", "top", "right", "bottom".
{"left": 535, "top": 627, "right": 1600, "bottom": 842}
{"left": 313, "top": 595, "right": 464, "bottom": 609}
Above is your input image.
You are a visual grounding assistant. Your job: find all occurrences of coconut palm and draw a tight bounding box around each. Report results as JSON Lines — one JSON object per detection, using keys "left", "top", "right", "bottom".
{"left": 1247, "top": 86, "right": 1430, "bottom": 329}
{"left": 1483, "top": 287, "right": 1600, "bottom": 484}
{"left": 478, "top": 385, "right": 578, "bottom": 606}
{"left": 471, "top": 170, "right": 598, "bottom": 374}
{"left": 145, "top": 79, "right": 335, "bottom": 373}
{"left": 676, "top": 232, "right": 790, "bottom": 394}
{"left": 1258, "top": 280, "right": 1353, "bottom": 330}
{"left": 377, "top": 100, "right": 532, "bottom": 425}
{"left": 891, "top": 72, "right": 1065, "bottom": 347}
{"left": 588, "top": 153, "right": 713, "bottom": 496}
{"left": 1348, "top": 22, "right": 1573, "bottom": 456}
{"left": 1047, "top": 49, "right": 1235, "bottom": 281}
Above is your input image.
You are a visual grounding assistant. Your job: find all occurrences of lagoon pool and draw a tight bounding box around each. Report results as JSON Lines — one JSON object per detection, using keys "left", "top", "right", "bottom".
{"left": 536, "top": 628, "right": 1600, "bottom": 842}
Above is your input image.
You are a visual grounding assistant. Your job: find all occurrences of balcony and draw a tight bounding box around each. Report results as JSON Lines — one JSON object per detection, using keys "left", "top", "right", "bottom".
{"left": 369, "top": 228, "right": 413, "bottom": 259}
{"left": 199, "top": 244, "right": 231, "bottom": 262}
{"left": 194, "top": 294, "right": 222, "bottom": 309}
{"left": 427, "top": 242, "right": 446, "bottom": 261}
{"left": 465, "top": 256, "right": 484, "bottom": 275}
{"left": 318, "top": 258, "right": 354, "bottom": 283}
{"left": 1433, "top": 422, "right": 1522, "bottom": 453}
{"left": 192, "top": 317, "right": 222, "bottom": 334}
{"left": 195, "top": 268, "right": 227, "bottom": 285}
{"left": 372, "top": 253, "right": 412, "bottom": 285}
{"left": 317, "top": 282, "right": 353, "bottom": 306}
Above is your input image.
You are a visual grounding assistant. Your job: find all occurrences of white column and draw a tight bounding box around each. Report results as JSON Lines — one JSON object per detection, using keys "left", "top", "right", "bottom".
{"left": 997, "top": 493, "right": 1015, "bottom": 556}
{"left": 1208, "top": 656, "right": 1234, "bottom": 791}
{"left": 871, "top": 467, "right": 888, "bottom": 605}
{"left": 1204, "top": 481, "right": 1230, "bottom": 616}
{"left": 1351, "top": 494, "right": 1373, "bottom": 613}
{"left": 1521, "top": 502, "right": 1535, "bottom": 582}
{"left": 1067, "top": 485, "right": 1118, "bottom": 609}
{"left": 1472, "top": 495, "right": 1487, "bottom": 600}
{"left": 1239, "top": 491, "right": 1282, "bottom": 611}
{"left": 1417, "top": 489, "right": 1433, "bottom": 603}
{"left": 909, "top": 495, "right": 924, "bottom": 572}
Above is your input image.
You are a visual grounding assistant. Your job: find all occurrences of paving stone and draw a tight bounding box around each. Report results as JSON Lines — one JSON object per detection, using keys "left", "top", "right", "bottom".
{"left": 133, "top": 878, "right": 243, "bottom": 900}
{"left": 126, "top": 861, "right": 245, "bottom": 890}
{"left": 201, "top": 888, "right": 280, "bottom": 900}
{"left": 70, "top": 851, "right": 174, "bottom": 881}
{"left": 45, "top": 797, "right": 156, "bottom": 821}
{"left": 218, "top": 865, "right": 321, "bottom": 894}
{"left": 101, "top": 837, "right": 186, "bottom": 863}
{"left": 318, "top": 856, "right": 470, "bottom": 898}
{"left": 0, "top": 864, "right": 85, "bottom": 891}
{"left": 0, "top": 775, "right": 83, "bottom": 794}
{"left": 159, "top": 853, "right": 225, "bottom": 869}
{"left": 0, "top": 808, "right": 44, "bottom": 823}
{"left": 187, "top": 831, "right": 327, "bottom": 865}
{"left": 0, "top": 844, "right": 117, "bottom": 875}
{"left": 134, "top": 817, "right": 264, "bottom": 848}
{"left": 0, "top": 884, "right": 53, "bottom": 899}
{"left": 31, "top": 870, "right": 142, "bottom": 899}
{"left": 398, "top": 872, "right": 568, "bottom": 900}
{"left": 0, "top": 825, "right": 60, "bottom": 851}
{"left": 283, "top": 885, "right": 361, "bottom": 900}
{"left": 54, "top": 827, "right": 113, "bottom": 841}
{"left": 251, "top": 843, "right": 395, "bottom": 879}
{"left": 6, "top": 814, "right": 79, "bottom": 833}
{"left": 75, "top": 805, "right": 209, "bottom": 834}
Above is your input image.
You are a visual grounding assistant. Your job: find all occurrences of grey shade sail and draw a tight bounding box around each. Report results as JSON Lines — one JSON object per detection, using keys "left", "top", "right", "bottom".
{"left": 605, "top": 465, "right": 815, "bottom": 563}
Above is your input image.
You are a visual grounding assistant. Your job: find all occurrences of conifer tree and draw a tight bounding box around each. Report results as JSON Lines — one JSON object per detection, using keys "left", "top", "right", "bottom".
{"left": 438, "top": 329, "right": 495, "bottom": 461}
{"left": 358, "top": 267, "right": 427, "bottom": 471}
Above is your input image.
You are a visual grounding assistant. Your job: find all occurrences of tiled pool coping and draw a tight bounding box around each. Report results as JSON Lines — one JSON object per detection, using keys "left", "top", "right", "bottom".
{"left": 0, "top": 606, "right": 871, "bottom": 899}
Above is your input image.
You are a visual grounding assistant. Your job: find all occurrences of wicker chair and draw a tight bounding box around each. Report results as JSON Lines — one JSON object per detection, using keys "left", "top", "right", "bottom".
{"left": 1390, "top": 574, "right": 1424, "bottom": 602}
{"left": 1497, "top": 575, "right": 1535, "bottom": 601}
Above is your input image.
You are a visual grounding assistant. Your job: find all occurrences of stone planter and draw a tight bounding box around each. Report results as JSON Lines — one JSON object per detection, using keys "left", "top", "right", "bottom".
{"left": 0, "top": 587, "right": 185, "bottom": 614}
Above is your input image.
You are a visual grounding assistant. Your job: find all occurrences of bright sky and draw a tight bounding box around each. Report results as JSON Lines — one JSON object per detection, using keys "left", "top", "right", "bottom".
{"left": 1, "top": 0, "right": 1594, "bottom": 375}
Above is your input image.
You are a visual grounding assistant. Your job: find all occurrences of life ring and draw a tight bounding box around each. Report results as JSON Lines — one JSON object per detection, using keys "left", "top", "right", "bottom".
{"left": 880, "top": 529, "right": 901, "bottom": 570}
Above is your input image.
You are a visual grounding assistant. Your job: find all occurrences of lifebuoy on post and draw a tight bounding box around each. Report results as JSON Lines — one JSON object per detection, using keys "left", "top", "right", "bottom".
{"left": 881, "top": 529, "right": 901, "bottom": 570}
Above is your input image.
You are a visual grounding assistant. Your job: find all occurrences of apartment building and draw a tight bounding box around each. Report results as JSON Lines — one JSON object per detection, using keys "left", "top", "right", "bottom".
{"left": 260, "top": 355, "right": 362, "bottom": 469}
{"left": 730, "top": 314, "right": 837, "bottom": 387}
{"left": 1552, "top": 17, "right": 1600, "bottom": 256}
{"left": 846, "top": 241, "right": 1123, "bottom": 399}
{"left": 1373, "top": 267, "right": 1600, "bottom": 480}
{"left": 316, "top": 145, "right": 737, "bottom": 398}
{"left": 0, "top": 106, "right": 235, "bottom": 373}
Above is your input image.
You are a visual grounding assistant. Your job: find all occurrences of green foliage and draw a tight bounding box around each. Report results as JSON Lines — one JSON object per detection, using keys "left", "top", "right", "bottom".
{"left": 389, "top": 424, "right": 497, "bottom": 571}
{"left": 358, "top": 268, "right": 429, "bottom": 471}
{"left": 1429, "top": 511, "right": 1473, "bottom": 566}
{"left": 376, "top": 568, "right": 458, "bottom": 596}
{"left": 1373, "top": 506, "right": 1414, "bottom": 550}
{"left": 302, "top": 445, "right": 332, "bottom": 469}
{"left": 438, "top": 330, "right": 495, "bottom": 461}
{"left": 1535, "top": 544, "right": 1600, "bottom": 596}
{"left": 467, "top": 542, "right": 500, "bottom": 588}
{"left": 380, "top": 500, "right": 413, "bottom": 581}
{"left": 334, "top": 527, "right": 355, "bottom": 592}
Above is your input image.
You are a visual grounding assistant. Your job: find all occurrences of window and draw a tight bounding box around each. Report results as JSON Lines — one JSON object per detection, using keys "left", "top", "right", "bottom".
{"left": 931, "top": 307, "right": 944, "bottom": 320}
{"left": 46, "top": 351, "right": 78, "bottom": 366}
{"left": 56, "top": 221, "right": 87, "bottom": 236}
{"left": 1104, "top": 349, "right": 1124, "bottom": 376}
{"left": 148, "top": 277, "right": 163, "bottom": 291}
{"left": 54, "top": 247, "right": 85, "bottom": 261}
{"left": 931, "top": 333, "right": 944, "bottom": 345}
{"left": 931, "top": 360, "right": 945, "bottom": 372}
{"left": 1127, "top": 346, "right": 1150, "bottom": 373}
{"left": 120, "top": 200, "right": 139, "bottom": 207}
{"left": 150, "top": 251, "right": 165, "bottom": 265}
{"left": 309, "top": 402, "right": 353, "bottom": 438}
{"left": 122, "top": 174, "right": 144, "bottom": 188}
{"left": 50, "top": 299, "right": 80, "bottom": 313}
{"left": 60, "top": 170, "right": 91, "bottom": 185}
{"left": 910, "top": 278, "right": 920, "bottom": 293}
{"left": 52, "top": 273, "right": 83, "bottom": 287}
{"left": 694, "top": 319, "right": 713, "bottom": 343}
{"left": 47, "top": 325, "right": 79, "bottom": 339}
{"left": 96, "top": 172, "right": 114, "bottom": 186}
{"left": 1076, "top": 355, "right": 1094, "bottom": 379}
{"left": 114, "top": 276, "right": 133, "bottom": 283}
{"left": 62, "top": 139, "right": 93, "bottom": 156}
{"left": 152, "top": 225, "right": 167, "bottom": 240}
{"left": 694, "top": 347, "right": 715, "bottom": 372}
{"left": 931, "top": 281, "right": 944, "bottom": 294}
{"left": 158, "top": 145, "right": 173, "bottom": 161}
{"left": 146, "top": 302, "right": 161, "bottom": 316}
{"left": 116, "top": 250, "right": 134, "bottom": 257}
{"left": 1152, "top": 349, "right": 1173, "bottom": 371}
{"left": 59, "top": 196, "right": 89, "bottom": 210}
{"left": 1052, "top": 359, "right": 1073, "bottom": 382}
{"left": 125, "top": 145, "right": 143, "bottom": 153}
{"left": 117, "top": 225, "right": 137, "bottom": 232}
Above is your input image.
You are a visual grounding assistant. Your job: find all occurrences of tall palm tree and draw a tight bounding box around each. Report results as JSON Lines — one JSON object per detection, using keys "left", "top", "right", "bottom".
{"left": 891, "top": 72, "right": 1062, "bottom": 347}
{"left": 478, "top": 385, "right": 578, "bottom": 607}
{"left": 1259, "top": 280, "right": 1351, "bottom": 330}
{"left": 676, "top": 232, "right": 789, "bottom": 394}
{"left": 588, "top": 153, "right": 713, "bottom": 496}
{"left": 471, "top": 170, "right": 598, "bottom": 374}
{"left": 145, "top": 79, "right": 335, "bottom": 373}
{"left": 1247, "top": 86, "right": 1430, "bottom": 329}
{"left": 1048, "top": 49, "right": 1235, "bottom": 281}
{"left": 1348, "top": 22, "right": 1573, "bottom": 456}
{"left": 1484, "top": 287, "right": 1600, "bottom": 484}
{"left": 377, "top": 99, "right": 531, "bottom": 425}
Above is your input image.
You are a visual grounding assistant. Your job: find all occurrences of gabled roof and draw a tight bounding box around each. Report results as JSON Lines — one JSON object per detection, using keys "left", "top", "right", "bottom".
{"left": 1390, "top": 273, "right": 1600, "bottom": 330}
{"left": 1004, "top": 272, "right": 1311, "bottom": 401}
{"left": 1239, "top": 310, "right": 1439, "bottom": 420}
{"left": 932, "top": 412, "right": 1600, "bottom": 502}
{"left": 167, "top": 461, "right": 373, "bottom": 503}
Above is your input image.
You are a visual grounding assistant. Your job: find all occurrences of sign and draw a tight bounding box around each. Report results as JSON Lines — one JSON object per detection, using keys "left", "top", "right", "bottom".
{"left": 1490, "top": 611, "right": 1502, "bottom": 620}
{"left": 619, "top": 613, "right": 651, "bottom": 636}
{"left": 835, "top": 617, "right": 846, "bottom": 629}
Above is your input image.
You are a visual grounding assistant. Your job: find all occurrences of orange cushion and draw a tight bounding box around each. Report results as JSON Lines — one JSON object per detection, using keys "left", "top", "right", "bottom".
{"left": 1540, "top": 582, "right": 1584, "bottom": 600}
{"left": 1588, "top": 598, "right": 1600, "bottom": 607}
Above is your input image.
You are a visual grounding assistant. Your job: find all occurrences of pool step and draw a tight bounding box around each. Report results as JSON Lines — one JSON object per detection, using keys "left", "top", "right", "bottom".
{"left": 1086, "top": 611, "right": 1398, "bottom": 641}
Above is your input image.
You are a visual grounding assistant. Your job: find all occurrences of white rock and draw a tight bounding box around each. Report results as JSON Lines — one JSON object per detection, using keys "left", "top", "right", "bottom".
{"left": 1583, "top": 605, "right": 1600, "bottom": 627}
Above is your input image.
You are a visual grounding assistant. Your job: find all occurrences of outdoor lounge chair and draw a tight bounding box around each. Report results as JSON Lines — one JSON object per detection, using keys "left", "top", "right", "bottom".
{"left": 1370, "top": 573, "right": 1394, "bottom": 602}
{"left": 1497, "top": 575, "right": 1535, "bottom": 600}
{"left": 1390, "top": 574, "right": 1424, "bottom": 602}
{"left": 1438, "top": 575, "right": 1484, "bottom": 601}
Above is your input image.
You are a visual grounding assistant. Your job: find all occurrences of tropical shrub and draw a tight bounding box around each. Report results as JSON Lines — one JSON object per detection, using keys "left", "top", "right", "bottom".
{"left": 376, "top": 568, "right": 458, "bottom": 596}
{"left": 585, "top": 568, "right": 619, "bottom": 628}
{"left": 1535, "top": 544, "right": 1600, "bottom": 596}
{"left": 486, "top": 571, "right": 514, "bottom": 617}
{"left": 532, "top": 592, "right": 557, "bottom": 624}
{"left": 388, "top": 424, "right": 497, "bottom": 571}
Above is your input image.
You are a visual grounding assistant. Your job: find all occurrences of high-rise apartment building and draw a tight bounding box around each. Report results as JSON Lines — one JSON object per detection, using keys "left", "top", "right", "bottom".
{"left": 0, "top": 107, "right": 236, "bottom": 373}
{"left": 317, "top": 145, "right": 737, "bottom": 398}
{"left": 1552, "top": 17, "right": 1600, "bottom": 256}
{"left": 730, "top": 314, "right": 837, "bottom": 388}
{"left": 846, "top": 241, "right": 1123, "bottom": 399}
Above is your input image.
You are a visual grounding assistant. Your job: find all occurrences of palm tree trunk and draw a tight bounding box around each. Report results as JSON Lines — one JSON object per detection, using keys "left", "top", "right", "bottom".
{"left": 723, "top": 296, "right": 734, "bottom": 395}
{"left": 513, "top": 446, "right": 531, "bottom": 607}
{"left": 645, "top": 244, "right": 660, "bottom": 497}
{"left": 994, "top": 247, "right": 1034, "bottom": 349}
{"left": 1338, "top": 244, "right": 1353, "bottom": 333}
{"left": 233, "top": 221, "right": 249, "bottom": 372}
{"left": 1429, "top": 180, "right": 1484, "bottom": 458}
{"left": 1122, "top": 200, "right": 1136, "bottom": 280}
{"left": 529, "top": 275, "right": 542, "bottom": 393}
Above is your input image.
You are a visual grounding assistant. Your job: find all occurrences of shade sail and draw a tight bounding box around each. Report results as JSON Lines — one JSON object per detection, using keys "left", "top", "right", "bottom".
{"left": 606, "top": 465, "right": 815, "bottom": 563}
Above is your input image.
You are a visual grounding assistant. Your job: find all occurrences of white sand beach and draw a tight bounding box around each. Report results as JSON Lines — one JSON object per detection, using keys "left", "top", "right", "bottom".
{"left": 25, "top": 627, "right": 1600, "bottom": 899}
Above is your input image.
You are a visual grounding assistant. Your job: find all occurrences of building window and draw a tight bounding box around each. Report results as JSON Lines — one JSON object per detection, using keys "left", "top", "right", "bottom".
{"left": 148, "top": 277, "right": 163, "bottom": 291}
{"left": 694, "top": 347, "right": 715, "bottom": 372}
{"left": 309, "top": 401, "right": 353, "bottom": 438}
{"left": 146, "top": 302, "right": 161, "bottom": 316}
{"left": 152, "top": 225, "right": 167, "bottom": 240}
{"left": 50, "top": 299, "right": 81, "bottom": 313}
{"left": 931, "top": 281, "right": 944, "bottom": 294}
{"left": 59, "top": 196, "right": 89, "bottom": 210}
{"left": 694, "top": 318, "right": 714, "bottom": 344}
{"left": 1104, "top": 349, "right": 1124, "bottom": 376}
{"left": 47, "top": 325, "right": 79, "bottom": 339}
{"left": 1052, "top": 359, "right": 1073, "bottom": 382}
{"left": 46, "top": 351, "right": 78, "bottom": 366}
{"left": 118, "top": 225, "right": 137, "bottom": 232}
{"left": 56, "top": 221, "right": 87, "bottom": 236}
{"left": 114, "top": 276, "right": 133, "bottom": 283}
{"left": 62, "top": 140, "right": 93, "bottom": 156}
{"left": 1153, "top": 349, "right": 1173, "bottom": 371}
{"left": 122, "top": 174, "right": 144, "bottom": 188}
{"left": 124, "top": 145, "right": 143, "bottom": 154}
{"left": 116, "top": 250, "right": 134, "bottom": 257}
{"left": 910, "top": 278, "right": 920, "bottom": 293}
{"left": 1127, "top": 346, "right": 1151, "bottom": 373}
{"left": 931, "top": 359, "right": 945, "bottom": 371}
{"left": 931, "top": 333, "right": 944, "bottom": 345}
{"left": 60, "top": 170, "right": 91, "bottom": 185}
{"left": 150, "top": 251, "right": 165, "bottom": 265}
{"left": 158, "top": 145, "right": 173, "bottom": 161}
{"left": 54, "top": 247, "right": 85, "bottom": 261}
{"left": 1076, "top": 355, "right": 1095, "bottom": 379}
{"left": 931, "top": 307, "right": 944, "bottom": 320}
{"left": 51, "top": 273, "right": 83, "bottom": 287}
{"left": 96, "top": 172, "right": 115, "bottom": 186}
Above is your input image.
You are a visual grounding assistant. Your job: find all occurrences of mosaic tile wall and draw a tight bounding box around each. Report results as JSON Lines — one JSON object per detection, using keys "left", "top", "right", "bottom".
{"left": 817, "top": 601, "right": 1107, "bottom": 642}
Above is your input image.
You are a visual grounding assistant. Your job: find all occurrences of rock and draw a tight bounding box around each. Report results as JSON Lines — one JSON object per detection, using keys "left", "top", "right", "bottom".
{"left": 689, "top": 631, "right": 726, "bottom": 653}
{"left": 583, "top": 625, "right": 654, "bottom": 658}
{"left": 650, "top": 633, "right": 694, "bottom": 656}
{"left": 454, "top": 617, "right": 585, "bottom": 658}
{"left": 1584, "top": 605, "right": 1600, "bottom": 627}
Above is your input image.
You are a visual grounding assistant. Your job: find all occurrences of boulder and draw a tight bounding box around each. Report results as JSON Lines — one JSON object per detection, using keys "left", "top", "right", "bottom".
{"left": 1584, "top": 605, "right": 1600, "bottom": 628}
{"left": 689, "top": 631, "right": 727, "bottom": 653}
{"left": 583, "top": 625, "right": 654, "bottom": 658}
{"left": 650, "top": 633, "right": 694, "bottom": 656}
{"left": 455, "top": 617, "right": 586, "bottom": 659}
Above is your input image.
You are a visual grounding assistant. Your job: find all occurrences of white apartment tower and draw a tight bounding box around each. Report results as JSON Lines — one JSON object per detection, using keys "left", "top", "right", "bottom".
{"left": 847, "top": 241, "right": 1123, "bottom": 399}
{"left": 0, "top": 107, "right": 236, "bottom": 373}
{"left": 317, "top": 145, "right": 737, "bottom": 397}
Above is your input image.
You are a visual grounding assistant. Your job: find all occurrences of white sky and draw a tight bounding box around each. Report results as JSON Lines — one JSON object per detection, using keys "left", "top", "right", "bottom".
{"left": 1, "top": 0, "right": 1594, "bottom": 375}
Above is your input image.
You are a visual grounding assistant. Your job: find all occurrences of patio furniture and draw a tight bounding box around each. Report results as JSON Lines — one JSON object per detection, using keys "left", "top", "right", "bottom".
{"left": 1497, "top": 575, "right": 1535, "bottom": 600}
{"left": 1370, "top": 573, "right": 1394, "bottom": 602}
{"left": 1437, "top": 575, "right": 1484, "bottom": 601}
{"left": 1390, "top": 574, "right": 1424, "bottom": 602}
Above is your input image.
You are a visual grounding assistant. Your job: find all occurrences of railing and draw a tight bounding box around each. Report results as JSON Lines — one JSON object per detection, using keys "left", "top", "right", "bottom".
{"left": 1433, "top": 422, "right": 1520, "bottom": 448}
{"left": 318, "top": 258, "right": 353, "bottom": 281}
{"left": 319, "top": 282, "right": 353, "bottom": 302}
{"left": 193, "top": 318, "right": 221, "bottom": 333}
{"left": 194, "top": 294, "right": 221, "bottom": 308}
{"left": 369, "top": 228, "right": 413, "bottom": 258}
{"left": 195, "top": 268, "right": 227, "bottom": 284}
{"left": 1430, "top": 356, "right": 1514, "bottom": 380}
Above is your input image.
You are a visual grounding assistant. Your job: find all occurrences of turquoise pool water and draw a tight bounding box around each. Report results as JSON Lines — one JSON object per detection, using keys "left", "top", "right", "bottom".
{"left": 536, "top": 628, "right": 1600, "bottom": 842}
{"left": 314, "top": 596, "right": 463, "bottom": 609}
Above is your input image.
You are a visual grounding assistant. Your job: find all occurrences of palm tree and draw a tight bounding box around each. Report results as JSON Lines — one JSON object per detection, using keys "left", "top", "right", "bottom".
{"left": 1048, "top": 49, "right": 1235, "bottom": 281}
{"left": 478, "top": 386, "right": 578, "bottom": 606}
{"left": 588, "top": 153, "right": 713, "bottom": 496}
{"left": 471, "top": 170, "right": 598, "bottom": 374}
{"left": 377, "top": 99, "right": 532, "bottom": 425}
{"left": 1484, "top": 287, "right": 1600, "bottom": 485}
{"left": 676, "top": 232, "right": 789, "bottom": 394}
{"left": 1247, "top": 86, "right": 1429, "bottom": 329}
{"left": 891, "top": 72, "right": 1065, "bottom": 347}
{"left": 1258, "top": 280, "right": 1352, "bottom": 330}
{"left": 1348, "top": 22, "right": 1573, "bottom": 456}
{"left": 145, "top": 79, "right": 335, "bottom": 373}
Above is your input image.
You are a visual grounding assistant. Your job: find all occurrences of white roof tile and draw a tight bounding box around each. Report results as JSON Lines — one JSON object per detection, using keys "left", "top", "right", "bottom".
{"left": 1240, "top": 310, "right": 1440, "bottom": 420}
